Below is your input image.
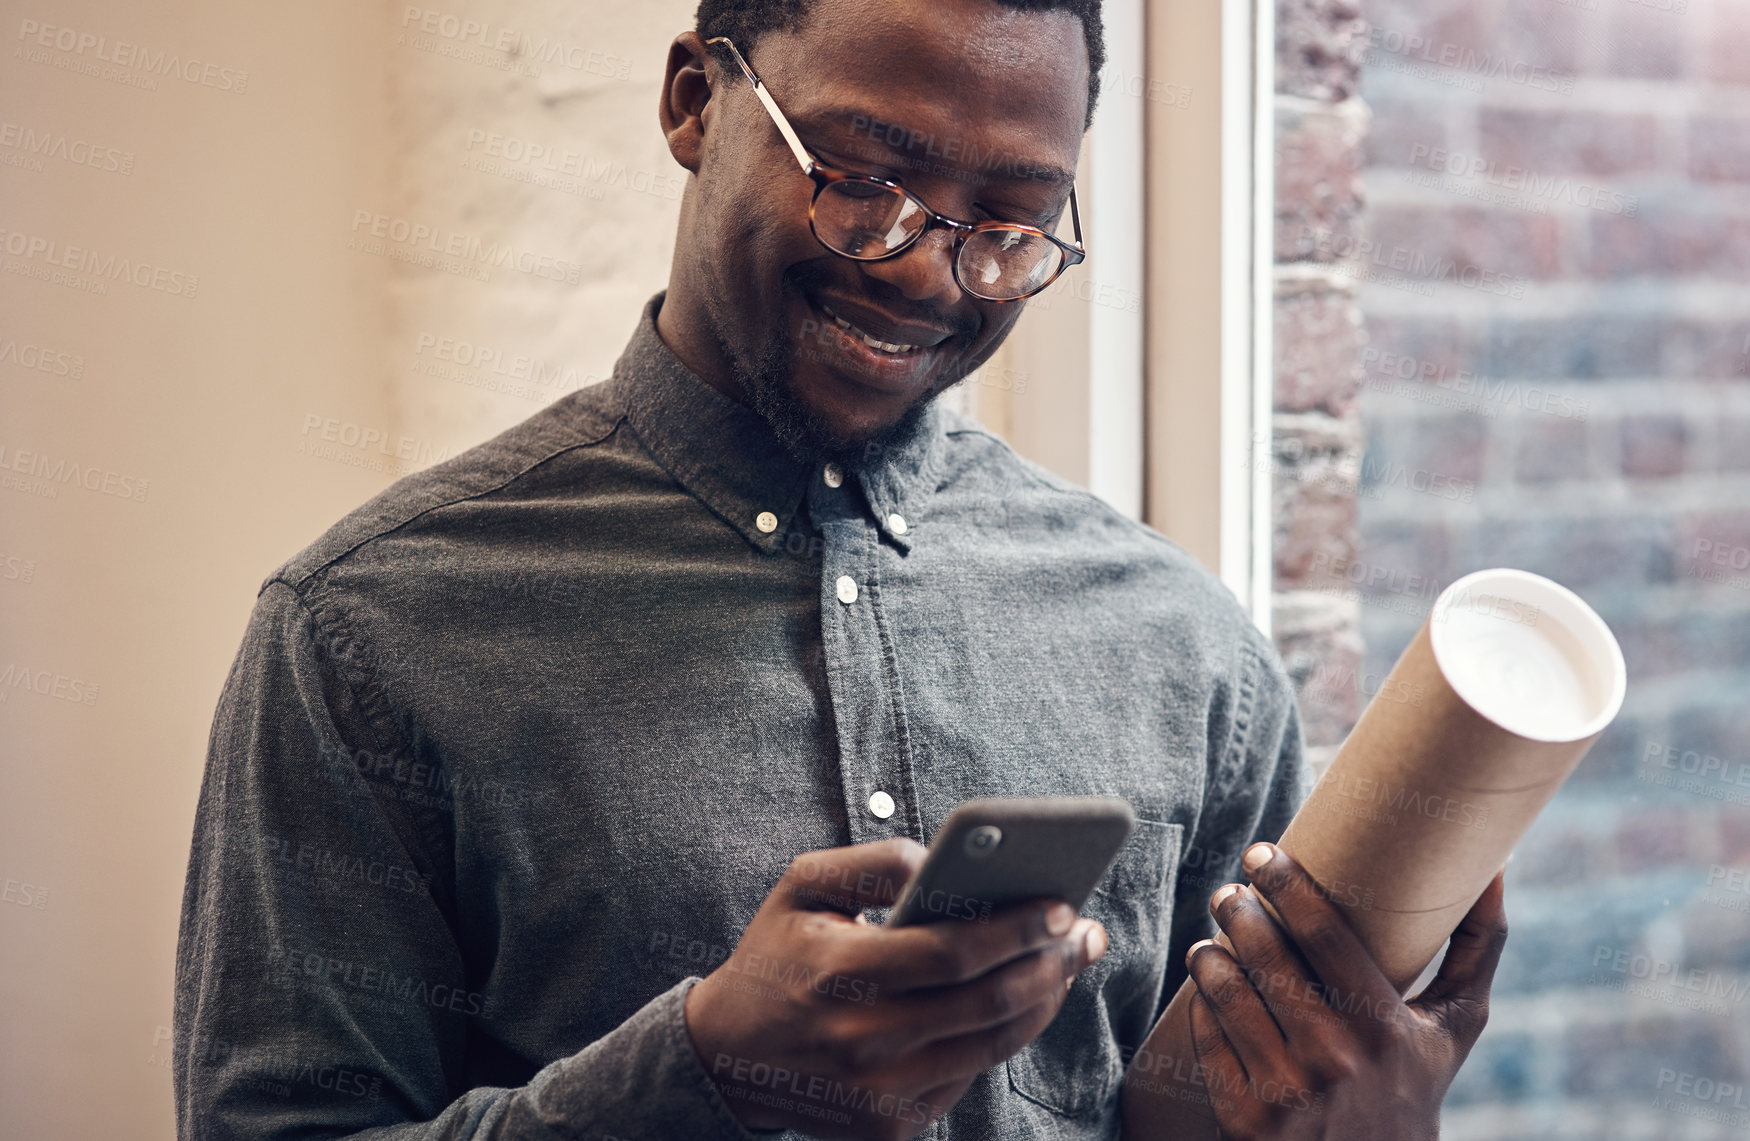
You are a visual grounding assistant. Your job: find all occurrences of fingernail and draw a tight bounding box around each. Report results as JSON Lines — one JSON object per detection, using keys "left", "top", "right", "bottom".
{"left": 1045, "top": 902, "right": 1075, "bottom": 936}
{"left": 1185, "top": 938, "right": 1216, "bottom": 968}
{"left": 1085, "top": 923, "right": 1108, "bottom": 963}
{"left": 1242, "top": 843, "right": 1275, "bottom": 875}
{"left": 1210, "top": 882, "right": 1243, "bottom": 910}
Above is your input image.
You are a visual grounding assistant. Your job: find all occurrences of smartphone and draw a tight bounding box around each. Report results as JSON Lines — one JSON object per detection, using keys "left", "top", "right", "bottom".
{"left": 886, "top": 796, "right": 1137, "bottom": 927}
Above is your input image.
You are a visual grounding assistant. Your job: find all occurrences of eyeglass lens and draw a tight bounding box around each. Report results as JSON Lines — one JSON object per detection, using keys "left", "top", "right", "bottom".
{"left": 811, "top": 180, "right": 1065, "bottom": 301}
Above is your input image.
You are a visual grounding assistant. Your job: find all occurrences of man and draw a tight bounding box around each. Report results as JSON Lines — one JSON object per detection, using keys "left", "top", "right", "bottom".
{"left": 175, "top": 0, "right": 1507, "bottom": 1137}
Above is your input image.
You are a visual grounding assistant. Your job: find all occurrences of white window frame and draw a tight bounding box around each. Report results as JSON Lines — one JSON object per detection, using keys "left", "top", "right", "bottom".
{"left": 1142, "top": 0, "right": 1274, "bottom": 635}
{"left": 968, "top": 0, "right": 1273, "bottom": 635}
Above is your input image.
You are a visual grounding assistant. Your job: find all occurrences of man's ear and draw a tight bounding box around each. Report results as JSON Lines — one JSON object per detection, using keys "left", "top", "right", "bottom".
{"left": 660, "top": 32, "right": 715, "bottom": 175}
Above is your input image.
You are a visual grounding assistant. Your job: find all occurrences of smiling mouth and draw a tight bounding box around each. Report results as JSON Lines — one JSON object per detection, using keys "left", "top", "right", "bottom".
{"left": 818, "top": 301, "right": 925, "bottom": 355}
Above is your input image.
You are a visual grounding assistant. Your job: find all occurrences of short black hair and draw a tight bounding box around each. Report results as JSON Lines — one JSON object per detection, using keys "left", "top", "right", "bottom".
{"left": 695, "top": 0, "right": 1105, "bottom": 130}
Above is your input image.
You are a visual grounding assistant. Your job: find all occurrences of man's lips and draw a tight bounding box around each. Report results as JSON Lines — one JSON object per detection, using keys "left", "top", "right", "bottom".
{"left": 810, "top": 292, "right": 957, "bottom": 353}
{"left": 795, "top": 292, "right": 948, "bottom": 395}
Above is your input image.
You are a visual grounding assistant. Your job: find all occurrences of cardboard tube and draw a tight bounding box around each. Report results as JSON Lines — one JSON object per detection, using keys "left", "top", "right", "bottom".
{"left": 1122, "top": 569, "right": 1626, "bottom": 1137}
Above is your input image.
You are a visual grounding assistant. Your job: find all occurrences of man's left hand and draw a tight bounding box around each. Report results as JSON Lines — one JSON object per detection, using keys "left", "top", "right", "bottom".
{"left": 1185, "top": 843, "right": 1508, "bottom": 1140}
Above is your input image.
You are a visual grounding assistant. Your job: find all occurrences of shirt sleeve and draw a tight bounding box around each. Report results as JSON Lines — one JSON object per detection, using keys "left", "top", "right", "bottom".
{"left": 174, "top": 580, "right": 768, "bottom": 1141}
{"left": 1159, "top": 626, "right": 1313, "bottom": 1013}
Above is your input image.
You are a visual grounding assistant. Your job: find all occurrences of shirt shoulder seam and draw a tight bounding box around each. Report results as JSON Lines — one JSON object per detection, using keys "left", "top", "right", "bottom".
{"left": 263, "top": 576, "right": 459, "bottom": 922}
{"left": 265, "top": 413, "right": 626, "bottom": 597}
{"left": 942, "top": 423, "right": 1184, "bottom": 550}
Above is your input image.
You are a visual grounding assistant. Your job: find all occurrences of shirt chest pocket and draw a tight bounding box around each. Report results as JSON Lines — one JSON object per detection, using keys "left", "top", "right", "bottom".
{"left": 1005, "top": 816, "right": 1183, "bottom": 1119}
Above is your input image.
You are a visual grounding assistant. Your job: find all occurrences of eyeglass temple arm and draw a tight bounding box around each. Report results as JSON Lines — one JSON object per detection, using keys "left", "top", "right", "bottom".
{"left": 704, "top": 37, "right": 815, "bottom": 175}
{"left": 1067, "top": 186, "right": 1084, "bottom": 253}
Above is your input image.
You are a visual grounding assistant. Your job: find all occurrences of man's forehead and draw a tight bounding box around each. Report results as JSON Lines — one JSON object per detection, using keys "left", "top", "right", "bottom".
{"left": 747, "top": 6, "right": 1088, "bottom": 188}
{"left": 791, "top": 101, "right": 1079, "bottom": 190}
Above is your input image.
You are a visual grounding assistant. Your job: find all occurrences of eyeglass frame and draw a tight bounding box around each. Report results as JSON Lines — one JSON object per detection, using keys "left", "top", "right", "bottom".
{"left": 703, "top": 35, "right": 1087, "bottom": 304}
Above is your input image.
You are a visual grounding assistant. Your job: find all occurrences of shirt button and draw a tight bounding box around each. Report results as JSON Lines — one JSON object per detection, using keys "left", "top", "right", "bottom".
{"left": 823, "top": 463, "right": 844, "bottom": 488}
{"left": 755, "top": 511, "right": 778, "bottom": 533}
{"left": 887, "top": 513, "right": 908, "bottom": 536}
{"left": 868, "top": 790, "right": 895, "bottom": 819}
{"left": 836, "top": 575, "right": 858, "bottom": 605}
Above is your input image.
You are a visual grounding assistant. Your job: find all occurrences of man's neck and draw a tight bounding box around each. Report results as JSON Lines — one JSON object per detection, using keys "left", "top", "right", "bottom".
{"left": 653, "top": 279, "right": 747, "bottom": 409}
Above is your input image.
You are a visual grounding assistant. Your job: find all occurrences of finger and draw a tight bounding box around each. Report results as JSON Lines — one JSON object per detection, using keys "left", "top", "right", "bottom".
{"left": 885, "top": 919, "right": 1107, "bottom": 1043}
{"left": 1186, "top": 938, "right": 1285, "bottom": 1078}
{"left": 1239, "top": 843, "right": 1399, "bottom": 1024}
{"left": 776, "top": 837, "right": 927, "bottom": 916}
{"left": 1188, "top": 987, "right": 1261, "bottom": 1133}
{"left": 1208, "top": 883, "right": 1338, "bottom": 1051}
{"left": 1412, "top": 869, "right": 1508, "bottom": 1048}
{"left": 837, "top": 897, "right": 1085, "bottom": 990}
{"left": 897, "top": 967, "right": 1075, "bottom": 1088}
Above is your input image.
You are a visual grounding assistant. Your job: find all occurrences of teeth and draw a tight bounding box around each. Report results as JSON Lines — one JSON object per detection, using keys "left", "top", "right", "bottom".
{"left": 822, "top": 304, "right": 917, "bottom": 354}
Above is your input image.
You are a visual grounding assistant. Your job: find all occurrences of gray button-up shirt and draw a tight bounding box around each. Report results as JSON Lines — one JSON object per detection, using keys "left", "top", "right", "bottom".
{"left": 175, "top": 293, "right": 1309, "bottom": 1140}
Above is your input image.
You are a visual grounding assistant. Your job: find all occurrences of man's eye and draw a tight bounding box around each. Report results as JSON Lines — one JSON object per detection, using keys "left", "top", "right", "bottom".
{"left": 814, "top": 147, "right": 896, "bottom": 181}
{"left": 979, "top": 206, "right": 1051, "bottom": 230}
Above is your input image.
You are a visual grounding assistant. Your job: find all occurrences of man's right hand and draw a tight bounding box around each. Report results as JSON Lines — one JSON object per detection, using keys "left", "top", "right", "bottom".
{"left": 683, "top": 837, "right": 1108, "bottom": 1140}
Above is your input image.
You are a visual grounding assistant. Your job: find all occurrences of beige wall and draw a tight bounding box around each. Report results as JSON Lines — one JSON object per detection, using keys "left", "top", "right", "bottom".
{"left": 0, "top": 2, "right": 695, "bottom": 1135}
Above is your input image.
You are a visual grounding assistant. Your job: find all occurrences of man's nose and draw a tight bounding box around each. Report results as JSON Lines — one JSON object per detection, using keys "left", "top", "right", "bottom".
{"left": 855, "top": 226, "right": 963, "bottom": 305}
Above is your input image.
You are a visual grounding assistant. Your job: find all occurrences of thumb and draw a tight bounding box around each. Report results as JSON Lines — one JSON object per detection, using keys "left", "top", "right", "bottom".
{"left": 775, "top": 837, "right": 927, "bottom": 916}
{"left": 1411, "top": 870, "right": 1509, "bottom": 1047}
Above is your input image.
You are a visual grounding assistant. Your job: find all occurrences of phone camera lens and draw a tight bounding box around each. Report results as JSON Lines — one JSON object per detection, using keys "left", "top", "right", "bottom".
{"left": 964, "top": 826, "right": 1002, "bottom": 859}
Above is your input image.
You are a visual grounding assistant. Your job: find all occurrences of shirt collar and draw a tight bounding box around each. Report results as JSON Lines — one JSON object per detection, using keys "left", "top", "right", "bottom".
{"left": 604, "top": 292, "right": 944, "bottom": 555}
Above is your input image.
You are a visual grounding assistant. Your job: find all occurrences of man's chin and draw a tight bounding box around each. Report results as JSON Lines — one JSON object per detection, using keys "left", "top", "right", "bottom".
{"left": 750, "top": 370, "right": 935, "bottom": 470}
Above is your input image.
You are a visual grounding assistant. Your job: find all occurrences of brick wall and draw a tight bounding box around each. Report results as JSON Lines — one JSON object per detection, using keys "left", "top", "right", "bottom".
{"left": 1271, "top": 0, "right": 1372, "bottom": 767}
{"left": 1285, "top": 0, "right": 1750, "bottom": 1134}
